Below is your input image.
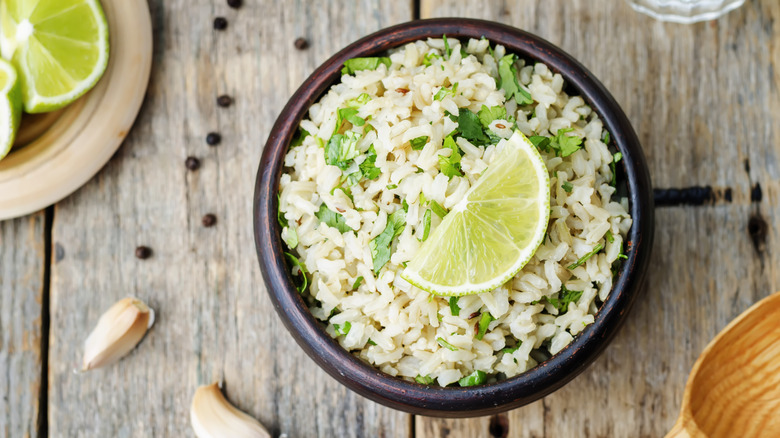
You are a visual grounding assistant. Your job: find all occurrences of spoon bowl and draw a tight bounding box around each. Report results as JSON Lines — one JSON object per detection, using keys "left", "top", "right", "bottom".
{"left": 667, "top": 291, "right": 780, "bottom": 437}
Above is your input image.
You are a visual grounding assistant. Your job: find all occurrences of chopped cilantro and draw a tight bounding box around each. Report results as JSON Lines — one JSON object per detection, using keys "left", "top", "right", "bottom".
{"left": 367, "top": 338, "right": 377, "bottom": 346}
{"left": 281, "top": 226, "right": 298, "bottom": 249}
{"left": 333, "top": 321, "right": 351, "bottom": 336}
{"left": 476, "top": 312, "right": 494, "bottom": 340}
{"left": 369, "top": 208, "right": 406, "bottom": 274}
{"left": 529, "top": 135, "right": 551, "bottom": 151}
{"left": 437, "top": 337, "right": 458, "bottom": 351}
{"left": 555, "top": 128, "right": 583, "bottom": 157}
{"left": 501, "top": 345, "right": 519, "bottom": 355}
{"left": 352, "top": 276, "right": 364, "bottom": 290}
{"left": 498, "top": 54, "right": 532, "bottom": 105}
{"left": 458, "top": 108, "right": 489, "bottom": 145}
{"left": 605, "top": 230, "right": 614, "bottom": 243}
{"left": 277, "top": 193, "right": 288, "bottom": 228}
{"left": 345, "top": 93, "right": 370, "bottom": 107}
{"left": 567, "top": 243, "right": 604, "bottom": 269}
{"left": 448, "top": 296, "right": 460, "bottom": 316}
{"left": 610, "top": 152, "right": 623, "bottom": 186}
{"left": 433, "top": 83, "right": 458, "bottom": 101}
{"left": 419, "top": 192, "right": 427, "bottom": 205}
{"left": 284, "top": 252, "right": 308, "bottom": 293}
{"left": 420, "top": 209, "right": 432, "bottom": 241}
{"left": 477, "top": 104, "right": 507, "bottom": 129}
{"left": 291, "top": 127, "right": 310, "bottom": 147}
{"left": 386, "top": 184, "right": 398, "bottom": 190}
{"left": 458, "top": 370, "right": 486, "bottom": 387}
{"left": 336, "top": 107, "right": 365, "bottom": 133}
{"left": 415, "top": 375, "right": 435, "bottom": 385}
{"left": 562, "top": 181, "right": 573, "bottom": 193}
{"left": 325, "top": 131, "right": 361, "bottom": 170}
{"left": 315, "top": 136, "right": 324, "bottom": 148}
{"left": 548, "top": 285, "right": 584, "bottom": 313}
{"left": 422, "top": 52, "right": 442, "bottom": 66}
{"left": 341, "top": 57, "right": 391, "bottom": 75}
{"left": 430, "top": 200, "right": 447, "bottom": 218}
{"left": 410, "top": 136, "right": 429, "bottom": 150}
{"left": 442, "top": 34, "right": 451, "bottom": 59}
{"left": 439, "top": 135, "right": 464, "bottom": 179}
{"left": 602, "top": 131, "right": 611, "bottom": 144}
{"left": 316, "top": 204, "right": 351, "bottom": 233}
{"left": 359, "top": 145, "right": 382, "bottom": 180}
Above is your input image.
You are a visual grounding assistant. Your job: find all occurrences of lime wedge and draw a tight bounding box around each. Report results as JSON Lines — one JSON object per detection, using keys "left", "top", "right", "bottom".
{"left": 0, "top": 0, "right": 109, "bottom": 113}
{"left": 0, "top": 58, "right": 21, "bottom": 160}
{"left": 402, "top": 130, "right": 551, "bottom": 296}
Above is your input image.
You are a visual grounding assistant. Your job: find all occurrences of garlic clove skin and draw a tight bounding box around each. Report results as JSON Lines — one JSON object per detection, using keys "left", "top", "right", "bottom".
{"left": 82, "top": 297, "right": 152, "bottom": 371}
{"left": 191, "top": 382, "right": 271, "bottom": 438}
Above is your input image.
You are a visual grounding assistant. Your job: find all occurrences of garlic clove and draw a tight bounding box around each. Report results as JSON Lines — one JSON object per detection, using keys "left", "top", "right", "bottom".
{"left": 190, "top": 382, "right": 271, "bottom": 438}
{"left": 82, "top": 297, "right": 152, "bottom": 371}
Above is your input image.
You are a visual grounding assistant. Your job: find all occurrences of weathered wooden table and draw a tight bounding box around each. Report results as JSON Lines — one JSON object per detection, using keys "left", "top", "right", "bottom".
{"left": 2, "top": 0, "right": 778, "bottom": 436}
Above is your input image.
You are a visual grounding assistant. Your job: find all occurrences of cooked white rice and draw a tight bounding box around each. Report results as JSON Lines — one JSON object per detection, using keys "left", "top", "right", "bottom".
{"left": 278, "top": 37, "right": 632, "bottom": 387}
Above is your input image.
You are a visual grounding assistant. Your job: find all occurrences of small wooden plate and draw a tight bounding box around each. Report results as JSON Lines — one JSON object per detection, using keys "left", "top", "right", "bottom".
{"left": 0, "top": 0, "right": 153, "bottom": 220}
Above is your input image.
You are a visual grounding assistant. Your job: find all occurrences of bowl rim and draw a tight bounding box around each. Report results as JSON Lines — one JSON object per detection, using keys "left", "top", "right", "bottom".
{"left": 254, "top": 17, "right": 654, "bottom": 417}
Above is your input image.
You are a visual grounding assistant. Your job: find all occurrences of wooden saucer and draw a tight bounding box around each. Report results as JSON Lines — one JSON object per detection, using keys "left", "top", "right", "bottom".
{"left": 0, "top": 0, "right": 153, "bottom": 220}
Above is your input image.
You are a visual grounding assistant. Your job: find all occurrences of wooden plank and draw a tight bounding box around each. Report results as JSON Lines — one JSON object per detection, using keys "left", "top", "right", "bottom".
{"left": 48, "top": 1, "right": 412, "bottom": 437}
{"left": 418, "top": 0, "right": 780, "bottom": 436}
{"left": 0, "top": 212, "right": 45, "bottom": 438}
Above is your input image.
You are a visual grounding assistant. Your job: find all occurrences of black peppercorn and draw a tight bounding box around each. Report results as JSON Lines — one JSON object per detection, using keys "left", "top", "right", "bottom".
{"left": 227, "top": 0, "right": 242, "bottom": 8}
{"left": 216, "top": 95, "right": 232, "bottom": 107}
{"left": 185, "top": 156, "right": 201, "bottom": 170}
{"left": 294, "top": 37, "right": 309, "bottom": 50}
{"left": 213, "top": 17, "right": 228, "bottom": 30}
{"left": 135, "top": 246, "right": 152, "bottom": 259}
{"left": 206, "top": 132, "right": 221, "bottom": 146}
{"left": 202, "top": 213, "right": 217, "bottom": 227}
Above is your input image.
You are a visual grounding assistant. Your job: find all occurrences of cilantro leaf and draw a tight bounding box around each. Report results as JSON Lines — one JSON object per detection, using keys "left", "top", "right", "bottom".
{"left": 325, "top": 131, "right": 361, "bottom": 170}
{"left": 291, "top": 127, "right": 310, "bottom": 147}
{"left": 420, "top": 209, "right": 432, "bottom": 241}
{"left": 316, "top": 204, "right": 351, "bottom": 233}
{"left": 562, "top": 181, "right": 573, "bottom": 193}
{"left": 359, "top": 145, "right": 382, "bottom": 180}
{"left": 498, "top": 54, "right": 532, "bottom": 105}
{"left": 501, "top": 345, "right": 519, "bottom": 355}
{"left": 605, "top": 230, "right": 615, "bottom": 243}
{"left": 341, "top": 57, "right": 391, "bottom": 75}
{"left": 602, "top": 131, "right": 611, "bottom": 144}
{"left": 336, "top": 107, "right": 365, "bottom": 133}
{"left": 458, "top": 370, "right": 486, "bottom": 387}
{"left": 352, "top": 276, "right": 364, "bottom": 290}
{"left": 457, "top": 108, "right": 489, "bottom": 145}
{"left": 281, "top": 226, "right": 298, "bottom": 249}
{"left": 529, "top": 135, "right": 551, "bottom": 151}
{"left": 345, "top": 93, "right": 370, "bottom": 108}
{"left": 477, "top": 104, "right": 507, "bottom": 129}
{"left": 567, "top": 243, "right": 604, "bottom": 269}
{"left": 430, "top": 200, "right": 447, "bottom": 218}
{"left": 433, "top": 83, "right": 458, "bottom": 101}
{"left": 422, "top": 52, "right": 442, "bottom": 66}
{"left": 333, "top": 321, "right": 352, "bottom": 336}
{"left": 548, "top": 285, "right": 583, "bottom": 313}
{"left": 610, "top": 152, "right": 623, "bottom": 186}
{"left": 415, "top": 375, "right": 435, "bottom": 385}
{"left": 439, "top": 135, "right": 464, "bottom": 179}
{"left": 436, "top": 337, "right": 458, "bottom": 351}
{"left": 555, "top": 128, "right": 583, "bottom": 157}
{"left": 448, "top": 296, "right": 460, "bottom": 316}
{"left": 369, "top": 208, "right": 406, "bottom": 274}
{"left": 367, "top": 338, "right": 377, "bottom": 346}
{"left": 284, "top": 252, "right": 308, "bottom": 293}
{"left": 277, "top": 193, "right": 288, "bottom": 228}
{"left": 410, "top": 136, "right": 429, "bottom": 150}
{"left": 442, "top": 34, "right": 451, "bottom": 59}
{"left": 476, "top": 312, "right": 494, "bottom": 340}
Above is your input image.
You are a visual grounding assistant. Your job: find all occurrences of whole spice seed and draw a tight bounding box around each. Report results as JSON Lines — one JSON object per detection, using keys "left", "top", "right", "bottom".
{"left": 226, "top": 0, "right": 242, "bottom": 8}
{"left": 213, "top": 17, "right": 228, "bottom": 30}
{"left": 202, "top": 214, "right": 217, "bottom": 227}
{"left": 185, "top": 156, "right": 201, "bottom": 170}
{"left": 206, "top": 132, "right": 222, "bottom": 146}
{"left": 135, "top": 246, "right": 152, "bottom": 259}
{"left": 216, "top": 95, "right": 232, "bottom": 107}
{"left": 294, "top": 37, "right": 309, "bottom": 50}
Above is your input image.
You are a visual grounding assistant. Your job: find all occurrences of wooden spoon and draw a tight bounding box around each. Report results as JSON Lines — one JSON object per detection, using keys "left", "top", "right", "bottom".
{"left": 666, "top": 291, "right": 780, "bottom": 437}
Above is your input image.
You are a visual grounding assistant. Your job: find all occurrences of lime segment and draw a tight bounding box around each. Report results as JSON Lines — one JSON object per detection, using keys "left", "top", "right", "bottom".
{"left": 402, "top": 130, "right": 551, "bottom": 296}
{"left": 0, "top": 58, "right": 22, "bottom": 161}
{"left": 0, "top": 0, "right": 109, "bottom": 113}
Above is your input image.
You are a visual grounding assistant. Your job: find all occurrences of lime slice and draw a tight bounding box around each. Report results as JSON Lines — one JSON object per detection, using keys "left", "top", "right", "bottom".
{"left": 402, "top": 130, "right": 551, "bottom": 296}
{"left": 0, "top": 0, "right": 109, "bottom": 113}
{"left": 0, "top": 58, "right": 22, "bottom": 160}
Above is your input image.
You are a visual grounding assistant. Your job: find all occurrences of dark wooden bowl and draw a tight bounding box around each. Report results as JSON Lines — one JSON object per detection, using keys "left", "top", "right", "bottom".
{"left": 254, "top": 18, "right": 654, "bottom": 417}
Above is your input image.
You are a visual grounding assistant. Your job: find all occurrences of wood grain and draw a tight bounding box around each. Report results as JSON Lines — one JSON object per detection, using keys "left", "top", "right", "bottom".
{"left": 0, "top": 212, "right": 45, "bottom": 438}
{"left": 47, "top": 1, "right": 411, "bottom": 437}
{"left": 417, "top": 0, "right": 780, "bottom": 436}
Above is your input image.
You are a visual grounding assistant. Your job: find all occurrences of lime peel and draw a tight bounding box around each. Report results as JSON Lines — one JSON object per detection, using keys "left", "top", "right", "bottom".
{"left": 0, "top": 58, "right": 22, "bottom": 161}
